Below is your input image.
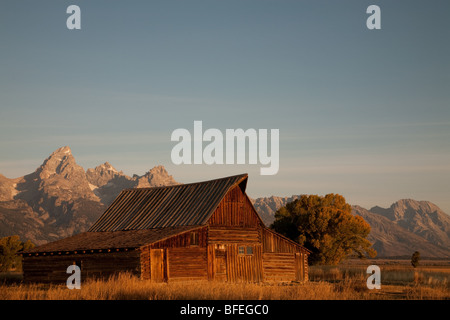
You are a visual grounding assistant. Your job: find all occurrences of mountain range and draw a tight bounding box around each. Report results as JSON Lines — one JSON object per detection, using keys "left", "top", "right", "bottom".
{"left": 0, "top": 146, "right": 178, "bottom": 245}
{"left": 1, "top": 146, "right": 449, "bottom": 258}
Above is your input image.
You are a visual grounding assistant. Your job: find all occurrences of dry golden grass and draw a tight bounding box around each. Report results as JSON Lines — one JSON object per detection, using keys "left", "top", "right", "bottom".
{"left": 0, "top": 273, "right": 372, "bottom": 300}
{"left": 308, "top": 259, "right": 450, "bottom": 300}
{"left": 1, "top": 260, "right": 449, "bottom": 300}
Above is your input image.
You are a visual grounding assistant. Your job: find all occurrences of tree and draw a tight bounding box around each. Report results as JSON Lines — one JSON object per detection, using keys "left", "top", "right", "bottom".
{"left": 0, "top": 235, "right": 35, "bottom": 272}
{"left": 411, "top": 251, "right": 420, "bottom": 268}
{"left": 271, "top": 194, "right": 376, "bottom": 265}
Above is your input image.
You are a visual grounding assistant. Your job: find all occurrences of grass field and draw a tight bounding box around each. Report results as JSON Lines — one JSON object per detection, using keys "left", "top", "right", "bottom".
{"left": 1, "top": 259, "right": 449, "bottom": 300}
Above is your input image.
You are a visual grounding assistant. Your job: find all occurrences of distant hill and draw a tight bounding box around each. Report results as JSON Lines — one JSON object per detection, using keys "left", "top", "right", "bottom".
{"left": 352, "top": 204, "right": 450, "bottom": 258}
{"left": 250, "top": 195, "right": 302, "bottom": 226}
{"left": 252, "top": 196, "right": 450, "bottom": 258}
{"left": 368, "top": 199, "right": 450, "bottom": 249}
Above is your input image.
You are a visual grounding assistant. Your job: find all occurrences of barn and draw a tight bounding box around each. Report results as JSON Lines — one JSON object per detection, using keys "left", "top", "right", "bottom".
{"left": 22, "top": 173, "right": 310, "bottom": 283}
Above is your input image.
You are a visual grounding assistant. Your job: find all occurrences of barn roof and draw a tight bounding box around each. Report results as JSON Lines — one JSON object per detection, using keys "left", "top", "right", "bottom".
{"left": 24, "top": 225, "right": 204, "bottom": 254}
{"left": 89, "top": 173, "right": 249, "bottom": 232}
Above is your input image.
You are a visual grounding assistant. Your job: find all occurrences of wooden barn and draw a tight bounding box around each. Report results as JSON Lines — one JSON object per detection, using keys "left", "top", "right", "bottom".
{"left": 22, "top": 174, "right": 310, "bottom": 283}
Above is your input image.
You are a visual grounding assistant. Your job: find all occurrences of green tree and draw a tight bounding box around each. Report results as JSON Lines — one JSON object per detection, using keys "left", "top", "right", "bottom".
{"left": 411, "top": 251, "right": 420, "bottom": 268}
{"left": 0, "top": 235, "right": 35, "bottom": 272}
{"left": 271, "top": 194, "right": 376, "bottom": 265}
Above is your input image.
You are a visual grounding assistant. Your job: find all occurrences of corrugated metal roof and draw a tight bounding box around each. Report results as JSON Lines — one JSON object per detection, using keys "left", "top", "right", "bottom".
{"left": 24, "top": 226, "right": 204, "bottom": 254}
{"left": 88, "top": 173, "right": 248, "bottom": 232}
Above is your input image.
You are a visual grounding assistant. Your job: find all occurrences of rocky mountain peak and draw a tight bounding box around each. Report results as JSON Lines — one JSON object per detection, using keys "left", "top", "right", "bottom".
{"left": 56, "top": 146, "right": 72, "bottom": 154}
{"left": 46, "top": 146, "right": 73, "bottom": 163}
{"left": 352, "top": 205, "right": 450, "bottom": 257}
{"left": 146, "top": 165, "right": 170, "bottom": 179}
{"left": 86, "top": 162, "right": 123, "bottom": 188}
{"left": 36, "top": 146, "right": 80, "bottom": 180}
{"left": 150, "top": 164, "right": 166, "bottom": 172}
{"left": 393, "top": 199, "right": 442, "bottom": 215}
{"left": 86, "top": 163, "right": 179, "bottom": 205}
{"left": 101, "top": 162, "right": 117, "bottom": 172}
{"left": 14, "top": 146, "right": 98, "bottom": 206}
{"left": 87, "top": 162, "right": 120, "bottom": 174}
{"left": 136, "top": 165, "right": 178, "bottom": 188}
{"left": 369, "top": 199, "right": 450, "bottom": 250}
{"left": 251, "top": 195, "right": 302, "bottom": 226}
{"left": 371, "top": 199, "right": 446, "bottom": 222}
{"left": 0, "top": 174, "right": 17, "bottom": 201}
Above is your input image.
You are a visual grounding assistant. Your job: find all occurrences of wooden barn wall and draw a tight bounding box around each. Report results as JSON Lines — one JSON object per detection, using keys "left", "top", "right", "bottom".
{"left": 143, "top": 227, "right": 207, "bottom": 250}
{"left": 208, "top": 185, "right": 261, "bottom": 228}
{"left": 296, "top": 252, "right": 308, "bottom": 282}
{"left": 207, "top": 245, "right": 224, "bottom": 281}
{"left": 140, "top": 228, "right": 208, "bottom": 281}
{"left": 262, "top": 228, "right": 304, "bottom": 253}
{"left": 167, "top": 247, "right": 208, "bottom": 281}
{"left": 261, "top": 228, "right": 309, "bottom": 282}
{"left": 206, "top": 185, "right": 264, "bottom": 282}
{"left": 140, "top": 248, "right": 151, "bottom": 280}
{"left": 262, "top": 253, "right": 296, "bottom": 282}
{"left": 208, "top": 226, "right": 260, "bottom": 244}
{"left": 23, "top": 251, "right": 141, "bottom": 283}
{"left": 226, "top": 244, "right": 263, "bottom": 283}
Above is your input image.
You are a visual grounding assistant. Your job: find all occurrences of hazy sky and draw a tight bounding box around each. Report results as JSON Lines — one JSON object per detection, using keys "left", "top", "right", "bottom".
{"left": 1, "top": 1, "right": 449, "bottom": 212}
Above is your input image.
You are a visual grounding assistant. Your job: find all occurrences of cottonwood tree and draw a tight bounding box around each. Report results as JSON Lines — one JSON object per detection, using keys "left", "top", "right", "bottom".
{"left": 271, "top": 194, "right": 376, "bottom": 265}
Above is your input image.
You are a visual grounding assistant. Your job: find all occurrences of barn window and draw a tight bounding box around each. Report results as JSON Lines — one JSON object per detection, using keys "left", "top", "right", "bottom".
{"left": 190, "top": 231, "right": 199, "bottom": 246}
{"left": 238, "top": 246, "right": 245, "bottom": 255}
{"left": 246, "top": 246, "right": 253, "bottom": 255}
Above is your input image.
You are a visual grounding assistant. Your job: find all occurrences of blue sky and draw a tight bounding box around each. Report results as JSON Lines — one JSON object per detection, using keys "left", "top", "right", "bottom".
{"left": 1, "top": 0, "right": 449, "bottom": 212}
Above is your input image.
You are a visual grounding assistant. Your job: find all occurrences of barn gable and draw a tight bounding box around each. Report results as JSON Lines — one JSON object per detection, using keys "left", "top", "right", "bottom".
{"left": 208, "top": 184, "right": 263, "bottom": 227}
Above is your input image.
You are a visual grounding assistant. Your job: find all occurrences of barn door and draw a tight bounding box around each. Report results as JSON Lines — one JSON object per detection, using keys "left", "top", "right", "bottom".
{"left": 150, "top": 249, "right": 164, "bottom": 282}
{"left": 214, "top": 245, "right": 227, "bottom": 281}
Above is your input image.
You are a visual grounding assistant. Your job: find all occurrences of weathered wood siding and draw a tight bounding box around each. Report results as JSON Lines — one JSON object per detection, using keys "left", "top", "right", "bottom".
{"left": 23, "top": 251, "right": 141, "bottom": 283}
{"left": 261, "top": 228, "right": 309, "bottom": 282}
{"left": 262, "top": 228, "right": 298, "bottom": 253}
{"left": 144, "top": 227, "right": 207, "bottom": 249}
{"left": 140, "top": 227, "right": 208, "bottom": 281}
{"left": 226, "top": 244, "right": 263, "bottom": 283}
{"left": 167, "top": 247, "right": 208, "bottom": 281}
{"left": 208, "top": 186, "right": 261, "bottom": 227}
{"left": 140, "top": 248, "right": 151, "bottom": 280}
{"left": 208, "top": 244, "right": 227, "bottom": 281}
{"left": 208, "top": 226, "right": 260, "bottom": 244}
{"left": 262, "top": 253, "right": 296, "bottom": 282}
{"left": 150, "top": 249, "right": 165, "bottom": 282}
{"left": 206, "top": 185, "right": 265, "bottom": 282}
{"left": 295, "top": 252, "right": 308, "bottom": 282}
